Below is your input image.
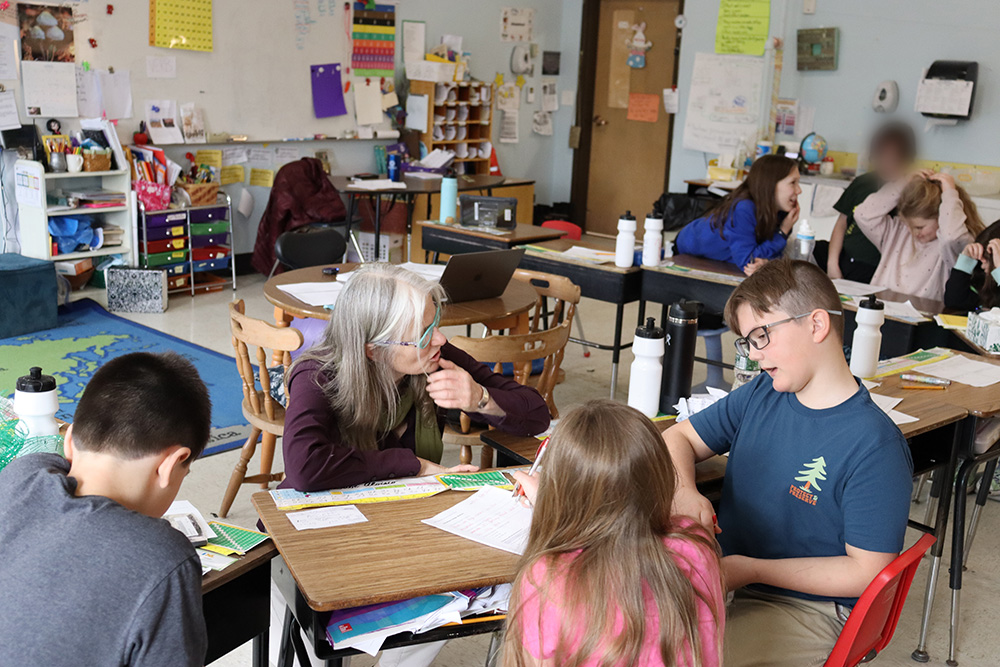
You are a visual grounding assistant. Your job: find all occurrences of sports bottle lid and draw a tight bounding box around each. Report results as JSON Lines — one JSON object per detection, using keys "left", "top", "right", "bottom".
{"left": 796, "top": 219, "right": 815, "bottom": 238}
{"left": 858, "top": 294, "right": 884, "bottom": 310}
{"left": 16, "top": 367, "right": 57, "bottom": 392}
{"left": 635, "top": 317, "right": 664, "bottom": 339}
{"left": 668, "top": 301, "right": 701, "bottom": 323}
{"left": 620, "top": 210, "right": 635, "bottom": 220}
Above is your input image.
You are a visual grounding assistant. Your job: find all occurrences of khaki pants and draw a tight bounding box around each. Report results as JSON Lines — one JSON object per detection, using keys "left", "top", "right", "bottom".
{"left": 724, "top": 588, "right": 847, "bottom": 667}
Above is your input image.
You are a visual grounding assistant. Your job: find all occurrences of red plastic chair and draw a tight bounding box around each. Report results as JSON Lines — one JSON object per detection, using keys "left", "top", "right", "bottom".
{"left": 541, "top": 219, "right": 582, "bottom": 240}
{"left": 823, "top": 534, "right": 936, "bottom": 667}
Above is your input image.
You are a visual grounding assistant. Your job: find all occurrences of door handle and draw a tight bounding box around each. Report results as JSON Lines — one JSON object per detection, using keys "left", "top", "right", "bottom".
{"left": 593, "top": 115, "right": 608, "bottom": 126}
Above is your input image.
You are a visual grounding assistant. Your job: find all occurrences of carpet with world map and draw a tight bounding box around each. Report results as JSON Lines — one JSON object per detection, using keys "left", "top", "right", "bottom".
{"left": 0, "top": 299, "right": 250, "bottom": 457}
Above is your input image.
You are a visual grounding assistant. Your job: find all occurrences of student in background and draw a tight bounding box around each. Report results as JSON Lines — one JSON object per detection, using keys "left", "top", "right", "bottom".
{"left": 816, "top": 121, "right": 916, "bottom": 283}
{"left": 0, "top": 352, "right": 210, "bottom": 667}
{"left": 663, "top": 260, "right": 912, "bottom": 667}
{"left": 504, "top": 400, "right": 724, "bottom": 667}
{"left": 675, "top": 154, "right": 801, "bottom": 275}
{"left": 944, "top": 219, "right": 1000, "bottom": 312}
{"left": 854, "top": 170, "right": 984, "bottom": 300}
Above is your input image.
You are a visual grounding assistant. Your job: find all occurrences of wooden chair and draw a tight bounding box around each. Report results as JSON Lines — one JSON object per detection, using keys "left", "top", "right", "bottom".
{"left": 219, "top": 299, "right": 304, "bottom": 518}
{"left": 445, "top": 281, "right": 575, "bottom": 467}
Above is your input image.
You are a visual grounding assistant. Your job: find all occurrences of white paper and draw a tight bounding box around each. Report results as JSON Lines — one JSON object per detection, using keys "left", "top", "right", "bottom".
{"left": 917, "top": 356, "right": 1000, "bottom": 388}
{"left": 179, "top": 103, "right": 205, "bottom": 143}
{"left": 354, "top": 80, "right": 384, "bottom": 126}
{"left": 833, "top": 279, "right": 886, "bottom": 297}
{"left": 405, "top": 60, "right": 456, "bottom": 83}
{"left": 560, "top": 90, "right": 575, "bottom": 107}
{"left": 22, "top": 61, "right": 78, "bottom": 117}
{"left": 541, "top": 81, "right": 558, "bottom": 112}
{"left": 276, "top": 281, "right": 346, "bottom": 307}
{"left": 0, "top": 91, "right": 20, "bottom": 130}
{"left": 423, "top": 486, "right": 533, "bottom": 555}
{"left": 418, "top": 148, "right": 455, "bottom": 169}
{"left": 662, "top": 88, "right": 679, "bottom": 114}
{"left": 497, "top": 83, "right": 520, "bottom": 112}
{"left": 675, "top": 387, "right": 729, "bottom": 422}
{"left": 275, "top": 146, "right": 301, "bottom": 162}
{"left": 196, "top": 548, "right": 237, "bottom": 572}
{"left": 99, "top": 70, "right": 133, "bottom": 120}
{"left": 345, "top": 178, "right": 406, "bottom": 191}
{"left": 812, "top": 184, "right": 845, "bottom": 217}
{"left": 869, "top": 393, "right": 903, "bottom": 413}
{"left": 163, "top": 500, "right": 217, "bottom": 541}
{"left": 499, "top": 7, "right": 534, "bottom": 42}
{"left": 441, "top": 34, "right": 463, "bottom": 53}
{"left": 405, "top": 94, "right": 429, "bottom": 132}
{"left": 915, "top": 79, "right": 974, "bottom": 117}
{"left": 356, "top": 125, "right": 374, "bottom": 139}
{"left": 682, "top": 53, "right": 764, "bottom": 154}
{"left": 75, "top": 67, "right": 102, "bottom": 118}
{"left": 287, "top": 505, "right": 368, "bottom": 531}
{"left": 499, "top": 110, "right": 519, "bottom": 144}
{"left": 223, "top": 147, "right": 248, "bottom": 165}
{"left": 0, "top": 21, "right": 19, "bottom": 80}
{"left": 851, "top": 297, "right": 928, "bottom": 322}
{"left": 402, "top": 20, "right": 426, "bottom": 64}
{"left": 397, "top": 261, "right": 446, "bottom": 283}
{"left": 144, "top": 99, "right": 184, "bottom": 144}
{"left": 146, "top": 55, "right": 177, "bottom": 79}
{"left": 531, "top": 110, "right": 553, "bottom": 136}
{"left": 248, "top": 147, "right": 272, "bottom": 163}
{"left": 560, "top": 245, "right": 616, "bottom": 264}
{"left": 237, "top": 188, "right": 254, "bottom": 217}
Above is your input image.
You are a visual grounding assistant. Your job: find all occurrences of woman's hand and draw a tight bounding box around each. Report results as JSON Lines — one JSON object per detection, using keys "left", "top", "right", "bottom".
{"left": 927, "top": 172, "right": 957, "bottom": 191}
{"left": 427, "top": 358, "right": 485, "bottom": 412}
{"left": 743, "top": 257, "right": 768, "bottom": 276}
{"left": 672, "top": 486, "right": 720, "bottom": 534}
{"left": 417, "top": 458, "right": 479, "bottom": 476}
{"left": 510, "top": 470, "right": 539, "bottom": 507}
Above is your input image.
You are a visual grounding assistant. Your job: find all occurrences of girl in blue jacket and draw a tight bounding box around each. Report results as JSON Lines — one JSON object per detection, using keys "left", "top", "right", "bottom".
{"left": 677, "top": 154, "right": 802, "bottom": 275}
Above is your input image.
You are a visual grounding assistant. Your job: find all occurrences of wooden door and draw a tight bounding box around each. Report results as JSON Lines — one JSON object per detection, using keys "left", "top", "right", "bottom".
{"left": 585, "top": 0, "right": 679, "bottom": 235}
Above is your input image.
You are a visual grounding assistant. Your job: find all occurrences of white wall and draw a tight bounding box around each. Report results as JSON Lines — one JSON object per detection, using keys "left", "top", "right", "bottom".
{"left": 669, "top": 0, "right": 1000, "bottom": 192}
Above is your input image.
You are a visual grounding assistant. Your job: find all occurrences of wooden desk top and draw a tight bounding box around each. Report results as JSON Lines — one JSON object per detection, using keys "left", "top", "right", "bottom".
{"left": 644, "top": 254, "right": 745, "bottom": 287}
{"left": 264, "top": 263, "right": 538, "bottom": 325}
{"left": 417, "top": 220, "right": 567, "bottom": 245}
{"left": 202, "top": 541, "right": 278, "bottom": 594}
{"left": 253, "top": 491, "right": 519, "bottom": 612}
{"left": 331, "top": 175, "right": 534, "bottom": 195}
{"left": 877, "top": 349, "right": 1000, "bottom": 419}
{"left": 525, "top": 234, "right": 640, "bottom": 275}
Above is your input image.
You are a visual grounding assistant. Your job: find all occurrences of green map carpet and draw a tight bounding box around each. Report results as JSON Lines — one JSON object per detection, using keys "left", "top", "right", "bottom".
{"left": 0, "top": 299, "right": 250, "bottom": 457}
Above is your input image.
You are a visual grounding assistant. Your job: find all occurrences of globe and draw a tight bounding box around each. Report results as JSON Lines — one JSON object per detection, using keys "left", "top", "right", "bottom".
{"left": 800, "top": 132, "right": 828, "bottom": 164}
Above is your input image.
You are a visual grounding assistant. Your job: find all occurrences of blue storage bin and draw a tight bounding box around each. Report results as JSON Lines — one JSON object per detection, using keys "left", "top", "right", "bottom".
{"left": 160, "top": 261, "right": 190, "bottom": 277}
{"left": 192, "top": 256, "right": 230, "bottom": 273}
{"left": 0, "top": 254, "right": 57, "bottom": 337}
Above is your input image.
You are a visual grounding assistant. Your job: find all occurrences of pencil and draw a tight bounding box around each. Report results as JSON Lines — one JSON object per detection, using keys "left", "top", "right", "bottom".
{"left": 901, "top": 383, "right": 946, "bottom": 390}
{"left": 511, "top": 436, "right": 549, "bottom": 499}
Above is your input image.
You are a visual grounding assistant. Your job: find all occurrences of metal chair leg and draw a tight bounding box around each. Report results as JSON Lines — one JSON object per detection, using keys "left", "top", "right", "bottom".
{"left": 913, "top": 472, "right": 929, "bottom": 503}
{"left": 484, "top": 630, "right": 504, "bottom": 667}
{"left": 924, "top": 471, "right": 942, "bottom": 526}
{"left": 573, "top": 309, "right": 590, "bottom": 357}
{"left": 268, "top": 259, "right": 281, "bottom": 279}
{"left": 912, "top": 554, "right": 942, "bottom": 662}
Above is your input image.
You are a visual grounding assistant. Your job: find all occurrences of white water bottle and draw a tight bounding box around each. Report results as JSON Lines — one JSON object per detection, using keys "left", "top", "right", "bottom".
{"left": 627, "top": 317, "right": 665, "bottom": 418}
{"left": 793, "top": 219, "right": 816, "bottom": 262}
{"left": 615, "top": 211, "right": 637, "bottom": 268}
{"left": 849, "top": 295, "right": 885, "bottom": 378}
{"left": 14, "top": 367, "right": 60, "bottom": 438}
{"left": 642, "top": 212, "right": 664, "bottom": 267}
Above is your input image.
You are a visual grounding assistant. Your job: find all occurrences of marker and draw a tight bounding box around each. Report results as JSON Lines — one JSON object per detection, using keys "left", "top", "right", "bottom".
{"left": 511, "top": 436, "right": 549, "bottom": 499}
{"left": 901, "top": 373, "right": 951, "bottom": 386}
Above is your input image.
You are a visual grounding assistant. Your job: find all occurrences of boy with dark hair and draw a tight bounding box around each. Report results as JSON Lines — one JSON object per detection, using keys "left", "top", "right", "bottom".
{"left": 664, "top": 260, "right": 913, "bottom": 667}
{"left": 0, "top": 352, "right": 212, "bottom": 667}
{"left": 816, "top": 120, "right": 917, "bottom": 283}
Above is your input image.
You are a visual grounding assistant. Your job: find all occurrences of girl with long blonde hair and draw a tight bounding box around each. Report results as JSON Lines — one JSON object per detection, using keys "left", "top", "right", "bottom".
{"left": 854, "top": 170, "right": 985, "bottom": 300}
{"left": 504, "top": 400, "right": 725, "bottom": 667}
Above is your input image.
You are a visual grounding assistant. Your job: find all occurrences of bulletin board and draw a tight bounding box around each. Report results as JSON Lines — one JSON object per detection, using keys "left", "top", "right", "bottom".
{"left": 3, "top": 0, "right": 393, "bottom": 141}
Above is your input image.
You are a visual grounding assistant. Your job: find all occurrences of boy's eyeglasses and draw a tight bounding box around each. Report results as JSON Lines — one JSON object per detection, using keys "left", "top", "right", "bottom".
{"left": 372, "top": 305, "right": 441, "bottom": 350}
{"left": 734, "top": 309, "right": 842, "bottom": 356}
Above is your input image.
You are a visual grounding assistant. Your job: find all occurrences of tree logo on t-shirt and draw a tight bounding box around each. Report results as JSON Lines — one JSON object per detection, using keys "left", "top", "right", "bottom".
{"left": 789, "top": 456, "right": 827, "bottom": 506}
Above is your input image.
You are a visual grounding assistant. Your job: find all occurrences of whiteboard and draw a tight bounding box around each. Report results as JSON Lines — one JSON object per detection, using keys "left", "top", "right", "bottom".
{"left": 5, "top": 0, "right": 392, "bottom": 141}
{"left": 682, "top": 52, "right": 765, "bottom": 154}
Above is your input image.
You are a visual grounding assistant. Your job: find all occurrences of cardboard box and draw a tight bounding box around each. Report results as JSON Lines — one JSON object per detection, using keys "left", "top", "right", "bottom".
{"left": 54, "top": 257, "right": 93, "bottom": 276}
{"left": 967, "top": 308, "right": 1000, "bottom": 354}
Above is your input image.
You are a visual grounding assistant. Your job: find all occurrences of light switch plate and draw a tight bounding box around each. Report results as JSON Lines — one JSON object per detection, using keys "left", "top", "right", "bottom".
{"left": 803, "top": 0, "right": 816, "bottom": 14}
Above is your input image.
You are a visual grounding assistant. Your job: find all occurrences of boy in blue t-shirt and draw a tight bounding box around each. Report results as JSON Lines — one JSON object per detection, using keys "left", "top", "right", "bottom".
{"left": 664, "top": 259, "right": 913, "bottom": 667}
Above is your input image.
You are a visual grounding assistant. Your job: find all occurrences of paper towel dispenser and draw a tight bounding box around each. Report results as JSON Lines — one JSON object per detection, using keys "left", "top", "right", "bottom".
{"left": 917, "top": 60, "right": 978, "bottom": 120}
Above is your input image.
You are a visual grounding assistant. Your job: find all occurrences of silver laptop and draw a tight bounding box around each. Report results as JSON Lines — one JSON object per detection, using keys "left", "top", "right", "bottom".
{"left": 438, "top": 248, "right": 525, "bottom": 303}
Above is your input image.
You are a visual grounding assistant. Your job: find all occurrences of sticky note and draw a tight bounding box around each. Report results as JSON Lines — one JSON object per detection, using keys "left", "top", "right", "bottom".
{"left": 249, "top": 168, "right": 274, "bottom": 188}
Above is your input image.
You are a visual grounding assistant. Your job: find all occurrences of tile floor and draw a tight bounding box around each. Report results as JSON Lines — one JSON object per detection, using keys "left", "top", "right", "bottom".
{"left": 115, "top": 274, "right": 999, "bottom": 667}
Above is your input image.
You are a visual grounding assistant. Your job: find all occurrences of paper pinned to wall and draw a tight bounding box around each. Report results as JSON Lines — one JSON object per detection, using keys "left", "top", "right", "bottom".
{"left": 405, "top": 94, "right": 428, "bottom": 132}
{"left": 915, "top": 79, "right": 974, "bottom": 117}
{"left": 354, "top": 79, "right": 384, "bottom": 126}
{"left": 98, "top": 70, "right": 133, "bottom": 120}
{"left": 531, "top": 110, "right": 553, "bottom": 136}
{"left": 194, "top": 149, "right": 222, "bottom": 168}
{"left": 682, "top": 52, "right": 764, "bottom": 154}
{"left": 144, "top": 99, "right": 184, "bottom": 144}
{"left": 627, "top": 93, "right": 659, "bottom": 123}
{"left": 149, "top": 0, "right": 214, "bottom": 53}
{"left": 499, "top": 109, "right": 519, "bottom": 144}
{"left": 220, "top": 164, "right": 245, "bottom": 185}
{"left": 75, "top": 66, "right": 102, "bottom": 118}
{"left": 249, "top": 168, "right": 275, "bottom": 188}
{"left": 311, "top": 63, "right": 347, "bottom": 119}
{"left": 402, "top": 20, "right": 426, "bottom": 64}
{"left": 180, "top": 103, "right": 206, "bottom": 143}
{"left": 222, "top": 147, "right": 248, "bottom": 165}
{"left": 146, "top": 56, "right": 177, "bottom": 79}
{"left": 248, "top": 147, "right": 273, "bottom": 164}
{"left": 497, "top": 83, "right": 520, "bottom": 111}
{"left": 0, "top": 91, "right": 20, "bottom": 130}
{"left": 22, "top": 61, "right": 78, "bottom": 117}
{"left": 541, "top": 81, "right": 558, "bottom": 112}
{"left": 0, "top": 18, "right": 19, "bottom": 80}
{"left": 715, "top": 0, "right": 770, "bottom": 56}
{"left": 499, "top": 7, "right": 534, "bottom": 42}
{"left": 237, "top": 188, "right": 254, "bottom": 217}
{"left": 275, "top": 146, "right": 301, "bottom": 163}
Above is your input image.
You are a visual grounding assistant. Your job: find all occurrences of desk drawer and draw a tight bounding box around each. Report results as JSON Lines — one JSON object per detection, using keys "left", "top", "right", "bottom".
{"left": 145, "top": 211, "right": 188, "bottom": 228}
{"left": 189, "top": 207, "right": 229, "bottom": 223}
{"left": 142, "top": 249, "right": 189, "bottom": 267}
{"left": 192, "top": 256, "right": 230, "bottom": 273}
{"left": 141, "top": 237, "right": 187, "bottom": 254}
{"left": 191, "top": 245, "right": 230, "bottom": 261}
{"left": 191, "top": 233, "right": 230, "bottom": 248}
{"left": 161, "top": 261, "right": 190, "bottom": 277}
{"left": 190, "top": 221, "right": 230, "bottom": 235}
{"left": 141, "top": 224, "right": 186, "bottom": 241}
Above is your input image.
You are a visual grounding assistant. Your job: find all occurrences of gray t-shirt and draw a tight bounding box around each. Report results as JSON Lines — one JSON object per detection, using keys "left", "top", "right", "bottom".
{"left": 0, "top": 454, "right": 207, "bottom": 666}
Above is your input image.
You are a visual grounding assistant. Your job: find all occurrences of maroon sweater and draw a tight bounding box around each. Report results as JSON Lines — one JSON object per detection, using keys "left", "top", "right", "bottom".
{"left": 280, "top": 342, "right": 551, "bottom": 492}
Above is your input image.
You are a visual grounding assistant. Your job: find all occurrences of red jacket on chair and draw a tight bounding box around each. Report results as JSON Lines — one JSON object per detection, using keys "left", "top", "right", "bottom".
{"left": 251, "top": 158, "right": 347, "bottom": 275}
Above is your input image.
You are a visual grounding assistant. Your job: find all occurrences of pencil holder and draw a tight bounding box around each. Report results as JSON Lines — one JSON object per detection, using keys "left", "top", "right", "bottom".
{"left": 83, "top": 153, "right": 112, "bottom": 172}
{"left": 178, "top": 183, "right": 220, "bottom": 206}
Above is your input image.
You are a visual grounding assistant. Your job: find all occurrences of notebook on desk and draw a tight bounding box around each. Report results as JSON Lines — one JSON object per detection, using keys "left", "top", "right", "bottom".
{"left": 438, "top": 248, "right": 525, "bottom": 303}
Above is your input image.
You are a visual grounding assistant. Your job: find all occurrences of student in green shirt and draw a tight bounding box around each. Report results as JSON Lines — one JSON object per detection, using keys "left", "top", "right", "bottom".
{"left": 814, "top": 122, "right": 916, "bottom": 283}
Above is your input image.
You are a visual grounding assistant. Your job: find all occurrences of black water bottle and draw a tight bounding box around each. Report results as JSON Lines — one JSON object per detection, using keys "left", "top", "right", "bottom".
{"left": 660, "top": 301, "right": 701, "bottom": 414}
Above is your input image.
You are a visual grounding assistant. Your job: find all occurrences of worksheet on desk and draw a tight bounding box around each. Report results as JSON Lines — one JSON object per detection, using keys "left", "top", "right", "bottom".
{"left": 422, "top": 486, "right": 532, "bottom": 555}
{"left": 916, "top": 356, "right": 1000, "bottom": 387}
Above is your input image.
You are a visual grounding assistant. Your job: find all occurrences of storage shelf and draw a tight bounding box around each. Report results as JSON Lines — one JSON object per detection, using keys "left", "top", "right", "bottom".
{"left": 44, "top": 169, "right": 128, "bottom": 179}
{"left": 47, "top": 205, "right": 128, "bottom": 217}
{"left": 51, "top": 245, "right": 127, "bottom": 261}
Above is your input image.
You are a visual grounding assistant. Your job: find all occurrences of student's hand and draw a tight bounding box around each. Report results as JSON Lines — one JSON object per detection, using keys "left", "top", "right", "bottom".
{"left": 417, "top": 458, "right": 479, "bottom": 476}
{"left": 427, "top": 359, "right": 485, "bottom": 412}
{"left": 721, "top": 555, "right": 760, "bottom": 592}
{"left": 743, "top": 257, "right": 768, "bottom": 276}
{"left": 510, "top": 470, "right": 539, "bottom": 507}
{"left": 780, "top": 202, "right": 801, "bottom": 235}
{"left": 827, "top": 264, "right": 843, "bottom": 280}
{"left": 672, "top": 487, "right": 720, "bottom": 534}
{"left": 927, "top": 172, "right": 957, "bottom": 191}
{"left": 963, "top": 242, "right": 985, "bottom": 262}
{"left": 988, "top": 239, "right": 1000, "bottom": 269}
{"left": 909, "top": 168, "right": 935, "bottom": 183}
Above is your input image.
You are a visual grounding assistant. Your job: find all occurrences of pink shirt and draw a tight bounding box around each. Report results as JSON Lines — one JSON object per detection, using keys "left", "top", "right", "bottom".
{"left": 517, "top": 519, "right": 724, "bottom": 667}
{"left": 853, "top": 182, "right": 972, "bottom": 300}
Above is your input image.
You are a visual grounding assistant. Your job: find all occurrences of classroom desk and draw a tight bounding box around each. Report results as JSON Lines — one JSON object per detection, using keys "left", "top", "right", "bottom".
{"left": 640, "top": 255, "right": 947, "bottom": 358}
{"left": 416, "top": 220, "right": 566, "bottom": 262}
{"left": 330, "top": 175, "right": 534, "bottom": 260}
{"left": 519, "top": 235, "right": 644, "bottom": 399}
{"left": 253, "top": 490, "right": 516, "bottom": 665}
{"left": 949, "top": 328, "right": 994, "bottom": 357}
{"left": 202, "top": 541, "right": 279, "bottom": 667}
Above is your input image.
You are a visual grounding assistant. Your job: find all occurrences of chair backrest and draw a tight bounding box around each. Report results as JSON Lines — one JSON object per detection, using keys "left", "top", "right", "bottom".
{"left": 823, "top": 534, "right": 937, "bottom": 667}
{"left": 512, "top": 268, "right": 581, "bottom": 334}
{"left": 541, "top": 219, "right": 582, "bottom": 240}
{"left": 274, "top": 228, "right": 347, "bottom": 271}
{"left": 229, "top": 300, "right": 304, "bottom": 425}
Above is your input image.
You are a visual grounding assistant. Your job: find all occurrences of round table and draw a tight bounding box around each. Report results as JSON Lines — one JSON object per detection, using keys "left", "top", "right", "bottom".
{"left": 264, "top": 264, "right": 538, "bottom": 357}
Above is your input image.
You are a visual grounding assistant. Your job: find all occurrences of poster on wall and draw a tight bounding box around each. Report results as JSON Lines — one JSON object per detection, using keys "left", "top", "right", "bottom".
{"left": 18, "top": 3, "right": 75, "bottom": 62}
{"left": 352, "top": 3, "right": 395, "bottom": 78}
{"left": 682, "top": 52, "right": 764, "bottom": 154}
{"left": 500, "top": 7, "right": 534, "bottom": 42}
{"left": 149, "top": 0, "right": 214, "bottom": 53}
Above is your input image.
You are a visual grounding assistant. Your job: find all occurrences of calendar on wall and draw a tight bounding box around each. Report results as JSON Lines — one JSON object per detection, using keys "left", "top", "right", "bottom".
{"left": 149, "top": 0, "right": 213, "bottom": 53}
